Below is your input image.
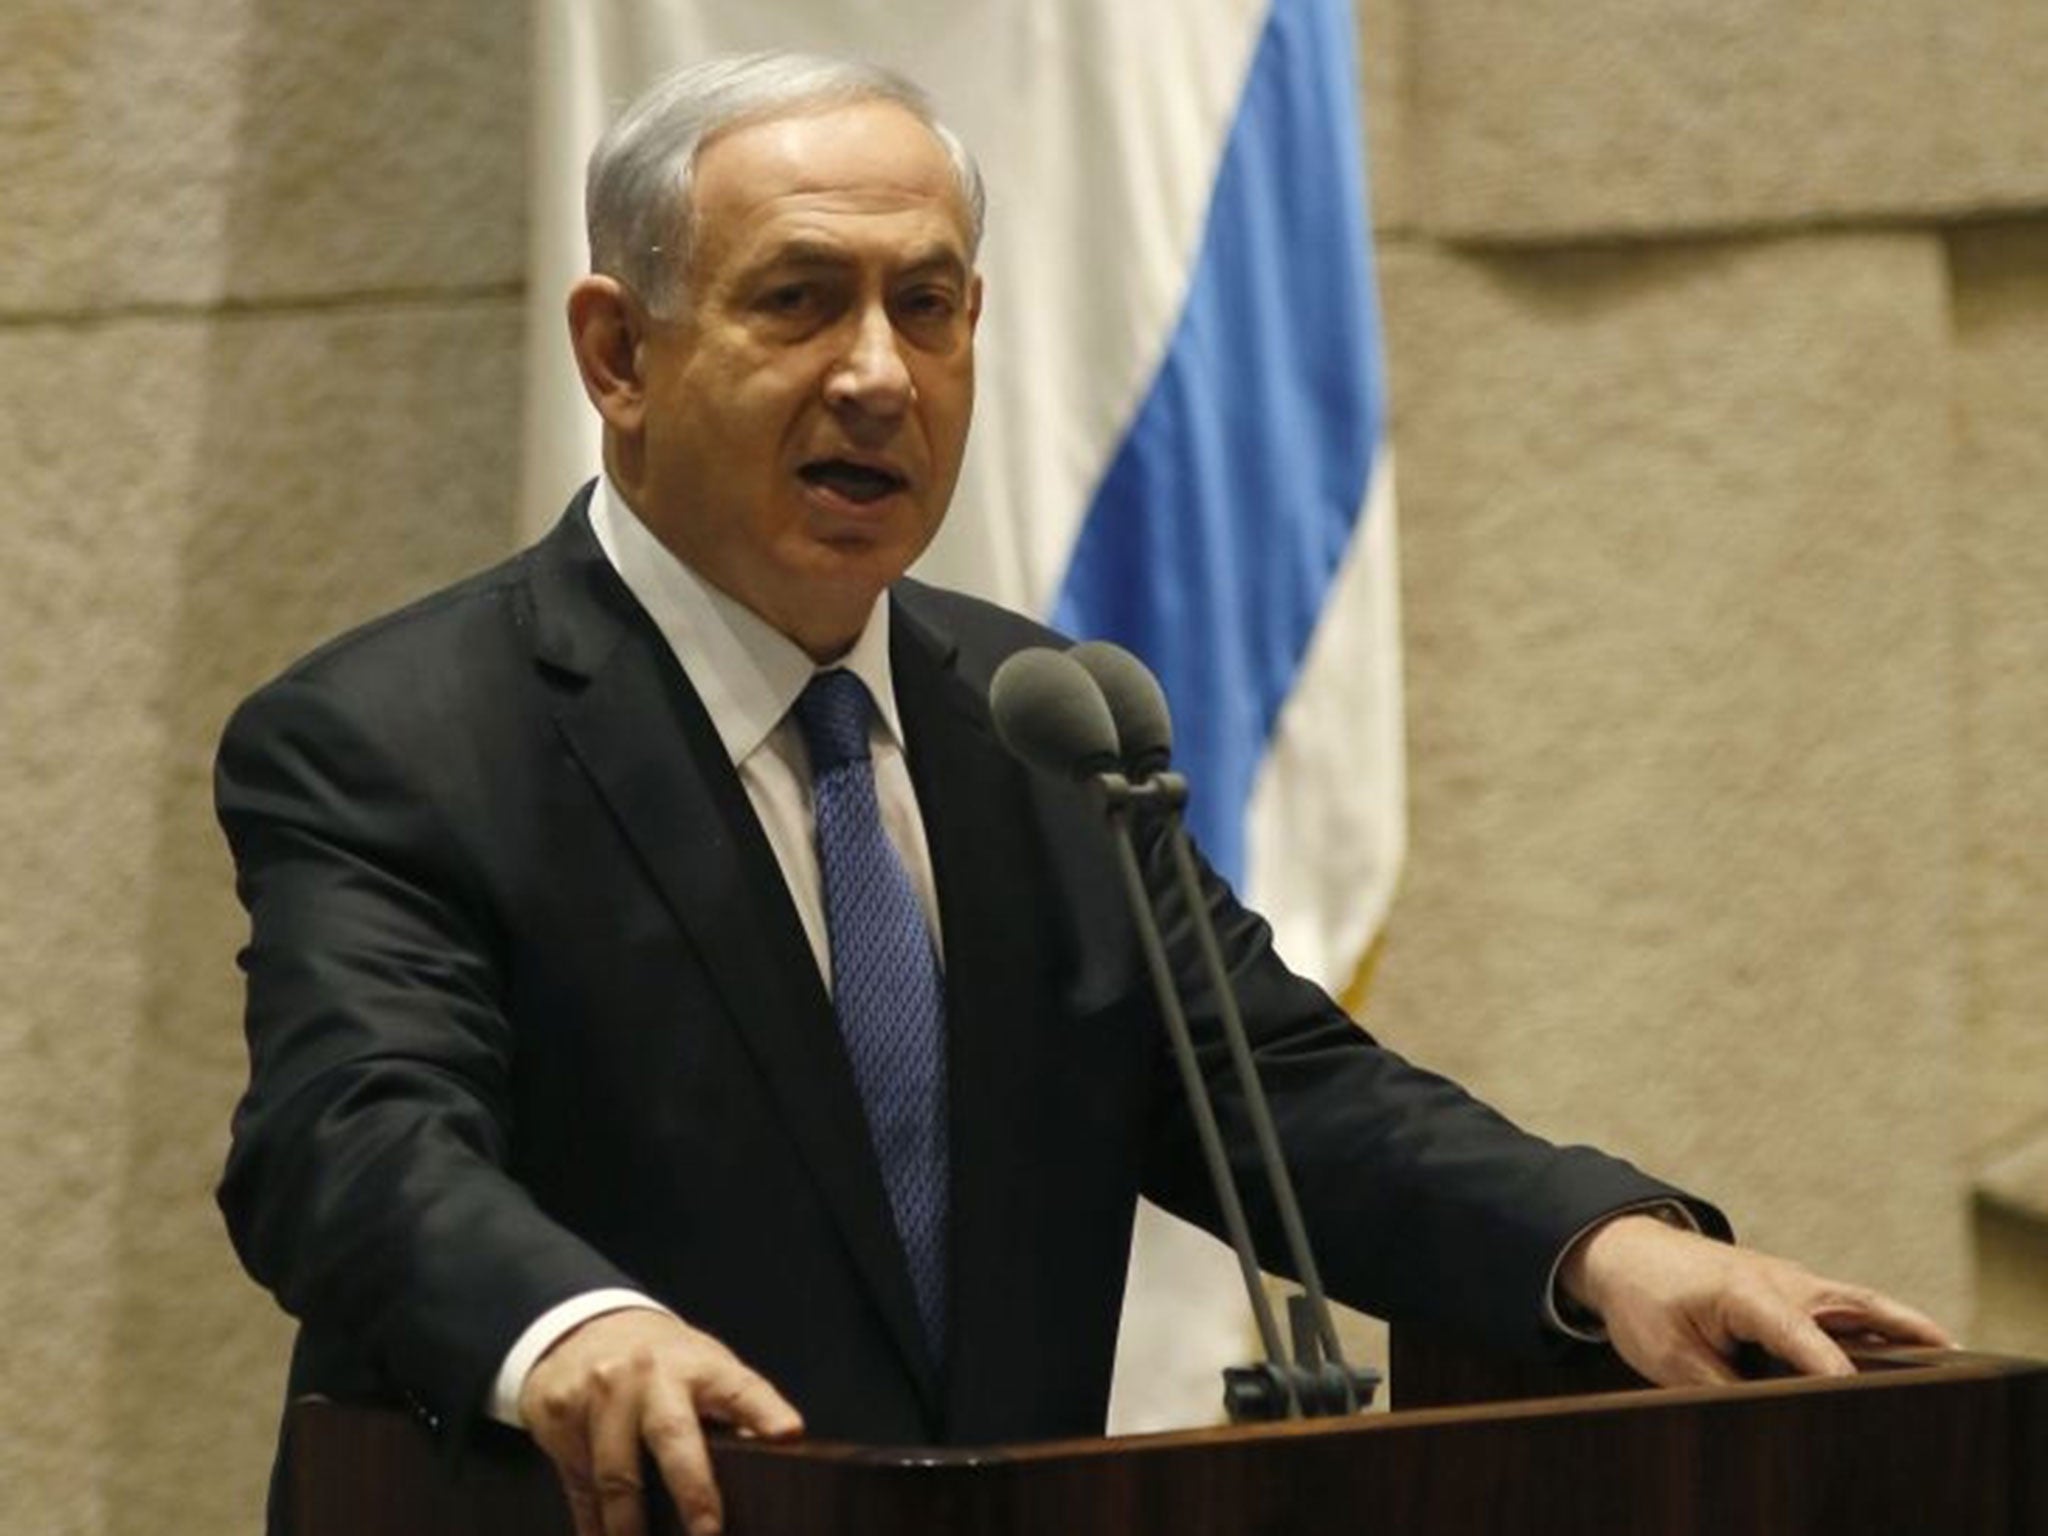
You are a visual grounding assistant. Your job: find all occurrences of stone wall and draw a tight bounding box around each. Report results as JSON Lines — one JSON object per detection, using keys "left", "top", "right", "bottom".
{"left": 0, "top": 4, "right": 528, "bottom": 1532}
{"left": 1360, "top": 0, "right": 2048, "bottom": 1365}
{"left": 0, "top": 4, "right": 2041, "bottom": 1532}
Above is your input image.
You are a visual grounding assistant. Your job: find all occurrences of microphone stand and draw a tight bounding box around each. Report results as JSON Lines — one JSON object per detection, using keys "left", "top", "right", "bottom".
{"left": 1096, "top": 770, "right": 1380, "bottom": 1422}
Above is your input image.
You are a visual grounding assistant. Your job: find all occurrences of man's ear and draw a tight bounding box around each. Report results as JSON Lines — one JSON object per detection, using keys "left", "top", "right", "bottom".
{"left": 566, "top": 276, "right": 649, "bottom": 432}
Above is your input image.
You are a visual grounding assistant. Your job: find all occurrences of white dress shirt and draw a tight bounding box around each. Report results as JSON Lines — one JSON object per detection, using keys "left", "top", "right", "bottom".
{"left": 487, "top": 477, "right": 944, "bottom": 1424}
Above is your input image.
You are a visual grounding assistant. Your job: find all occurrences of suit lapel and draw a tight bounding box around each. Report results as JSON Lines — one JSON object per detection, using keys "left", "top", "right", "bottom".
{"left": 521, "top": 501, "right": 941, "bottom": 1412}
{"left": 890, "top": 596, "right": 1054, "bottom": 1432}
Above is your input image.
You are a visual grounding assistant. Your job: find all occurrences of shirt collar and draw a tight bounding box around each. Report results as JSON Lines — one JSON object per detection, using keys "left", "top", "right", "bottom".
{"left": 588, "top": 475, "right": 905, "bottom": 766}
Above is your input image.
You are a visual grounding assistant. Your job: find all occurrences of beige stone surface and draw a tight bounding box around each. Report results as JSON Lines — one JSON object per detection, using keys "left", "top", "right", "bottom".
{"left": 1951, "top": 220, "right": 2048, "bottom": 1167}
{"left": 1937, "top": 2, "right": 2048, "bottom": 215}
{"left": 0, "top": 328, "right": 194, "bottom": 1535}
{"left": 0, "top": 0, "right": 525, "bottom": 313}
{"left": 1356, "top": 0, "right": 1414, "bottom": 234}
{"left": 1398, "top": 1, "right": 2048, "bottom": 241}
{"left": 0, "top": 300, "right": 522, "bottom": 1535}
{"left": 1368, "top": 232, "right": 1971, "bottom": 1322}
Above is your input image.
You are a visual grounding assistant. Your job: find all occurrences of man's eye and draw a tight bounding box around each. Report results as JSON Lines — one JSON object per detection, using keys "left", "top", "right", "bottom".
{"left": 898, "top": 288, "right": 960, "bottom": 323}
{"left": 760, "top": 284, "right": 814, "bottom": 314}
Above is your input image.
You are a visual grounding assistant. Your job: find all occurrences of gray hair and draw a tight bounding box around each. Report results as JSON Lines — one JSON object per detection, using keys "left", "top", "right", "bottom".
{"left": 585, "top": 51, "right": 987, "bottom": 315}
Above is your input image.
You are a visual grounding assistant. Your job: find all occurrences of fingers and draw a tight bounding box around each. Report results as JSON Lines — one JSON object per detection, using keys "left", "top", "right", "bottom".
{"left": 1745, "top": 1303, "right": 1856, "bottom": 1379}
{"left": 1655, "top": 1323, "right": 1745, "bottom": 1388}
{"left": 639, "top": 1372, "right": 719, "bottom": 1536}
{"left": 642, "top": 1348, "right": 802, "bottom": 1535}
{"left": 1702, "top": 1257, "right": 1855, "bottom": 1378}
{"left": 529, "top": 1362, "right": 663, "bottom": 1536}
{"left": 554, "top": 1449, "right": 605, "bottom": 1536}
{"left": 1726, "top": 1267, "right": 1954, "bottom": 1377}
{"left": 524, "top": 1380, "right": 609, "bottom": 1536}
{"left": 1570, "top": 1216, "right": 1954, "bottom": 1388}
{"left": 1811, "top": 1289, "right": 1955, "bottom": 1350}
{"left": 520, "top": 1309, "right": 805, "bottom": 1536}
{"left": 694, "top": 1357, "right": 806, "bottom": 1440}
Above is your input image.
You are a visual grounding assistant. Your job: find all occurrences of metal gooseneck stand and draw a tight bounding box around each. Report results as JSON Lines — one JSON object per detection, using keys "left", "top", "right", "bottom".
{"left": 992, "top": 645, "right": 1379, "bottom": 1422}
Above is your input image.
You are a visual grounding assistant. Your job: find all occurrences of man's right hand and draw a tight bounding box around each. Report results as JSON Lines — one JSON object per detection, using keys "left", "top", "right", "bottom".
{"left": 518, "top": 1308, "right": 804, "bottom": 1536}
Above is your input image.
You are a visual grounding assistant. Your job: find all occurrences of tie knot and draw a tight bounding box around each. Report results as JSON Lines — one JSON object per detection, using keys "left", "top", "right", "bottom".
{"left": 794, "top": 669, "right": 873, "bottom": 769}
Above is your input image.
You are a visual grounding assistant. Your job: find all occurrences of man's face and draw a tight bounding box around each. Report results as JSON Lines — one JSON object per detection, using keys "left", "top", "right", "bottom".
{"left": 628, "top": 99, "right": 981, "bottom": 655}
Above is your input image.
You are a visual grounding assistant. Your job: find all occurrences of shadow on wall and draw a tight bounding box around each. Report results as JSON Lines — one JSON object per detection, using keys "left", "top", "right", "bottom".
{"left": 1974, "top": 1123, "right": 2048, "bottom": 1359}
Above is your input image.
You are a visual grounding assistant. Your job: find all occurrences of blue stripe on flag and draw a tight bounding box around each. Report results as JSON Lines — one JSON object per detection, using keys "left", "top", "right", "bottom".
{"left": 1050, "top": 0, "right": 1385, "bottom": 887}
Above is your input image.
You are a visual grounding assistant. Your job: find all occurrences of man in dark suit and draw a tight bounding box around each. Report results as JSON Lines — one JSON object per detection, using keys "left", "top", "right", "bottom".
{"left": 217, "top": 52, "right": 1947, "bottom": 1536}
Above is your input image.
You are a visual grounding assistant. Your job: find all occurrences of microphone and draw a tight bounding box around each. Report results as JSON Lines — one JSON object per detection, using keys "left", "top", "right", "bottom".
{"left": 988, "top": 644, "right": 1376, "bottom": 1421}
{"left": 987, "top": 648, "right": 1122, "bottom": 781}
{"left": 1066, "top": 640, "right": 1172, "bottom": 779}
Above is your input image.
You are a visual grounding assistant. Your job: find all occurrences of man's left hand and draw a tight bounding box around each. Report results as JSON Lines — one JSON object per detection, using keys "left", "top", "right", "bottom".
{"left": 1559, "top": 1214, "right": 1954, "bottom": 1387}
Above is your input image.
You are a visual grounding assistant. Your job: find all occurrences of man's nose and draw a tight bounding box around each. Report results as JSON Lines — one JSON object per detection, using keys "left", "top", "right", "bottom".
{"left": 824, "top": 302, "right": 913, "bottom": 419}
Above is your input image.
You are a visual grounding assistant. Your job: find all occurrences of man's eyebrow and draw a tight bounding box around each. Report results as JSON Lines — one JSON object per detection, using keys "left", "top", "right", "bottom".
{"left": 744, "top": 240, "right": 970, "bottom": 282}
{"left": 895, "top": 244, "right": 971, "bottom": 282}
{"left": 749, "top": 240, "right": 857, "bottom": 274}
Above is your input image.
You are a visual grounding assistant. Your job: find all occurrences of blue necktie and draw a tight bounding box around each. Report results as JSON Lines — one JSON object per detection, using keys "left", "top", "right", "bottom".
{"left": 793, "top": 669, "right": 949, "bottom": 1359}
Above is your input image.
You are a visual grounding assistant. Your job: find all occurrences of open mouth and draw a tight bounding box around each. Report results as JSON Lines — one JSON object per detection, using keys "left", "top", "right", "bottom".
{"left": 799, "top": 458, "right": 909, "bottom": 506}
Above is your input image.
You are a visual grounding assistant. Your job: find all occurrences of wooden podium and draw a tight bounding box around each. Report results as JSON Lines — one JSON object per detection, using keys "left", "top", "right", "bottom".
{"left": 286, "top": 1345, "right": 2048, "bottom": 1535}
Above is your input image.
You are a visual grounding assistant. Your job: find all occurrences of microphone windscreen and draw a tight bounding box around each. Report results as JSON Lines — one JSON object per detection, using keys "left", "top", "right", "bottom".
{"left": 990, "top": 648, "right": 1121, "bottom": 781}
{"left": 1067, "top": 641, "right": 1173, "bottom": 776}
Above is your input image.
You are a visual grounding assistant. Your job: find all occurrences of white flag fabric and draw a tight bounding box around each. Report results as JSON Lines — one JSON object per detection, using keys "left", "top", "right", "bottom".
{"left": 522, "top": 0, "right": 1403, "bottom": 1432}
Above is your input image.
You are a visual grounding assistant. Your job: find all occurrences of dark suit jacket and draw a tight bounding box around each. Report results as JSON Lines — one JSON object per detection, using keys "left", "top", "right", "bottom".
{"left": 217, "top": 488, "right": 1716, "bottom": 1455}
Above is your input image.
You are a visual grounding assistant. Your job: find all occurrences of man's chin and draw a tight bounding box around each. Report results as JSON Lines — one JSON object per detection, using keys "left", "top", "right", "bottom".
{"left": 800, "top": 516, "right": 940, "bottom": 583}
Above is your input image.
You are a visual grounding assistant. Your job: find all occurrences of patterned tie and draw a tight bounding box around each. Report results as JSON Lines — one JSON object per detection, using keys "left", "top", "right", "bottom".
{"left": 793, "top": 669, "right": 950, "bottom": 1360}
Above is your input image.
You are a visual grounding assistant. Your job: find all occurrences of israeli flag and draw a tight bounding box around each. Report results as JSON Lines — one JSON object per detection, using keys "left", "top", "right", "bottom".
{"left": 523, "top": 0, "right": 1404, "bottom": 1431}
